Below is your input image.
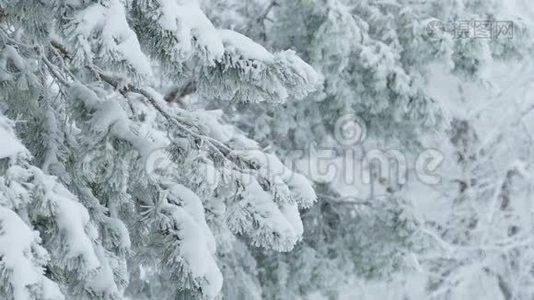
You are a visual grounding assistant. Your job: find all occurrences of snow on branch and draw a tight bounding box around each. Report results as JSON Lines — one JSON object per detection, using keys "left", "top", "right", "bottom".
{"left": 196, "top": 30, "right": 323, "bottom": 103}
{"left": 65, "top": 0, "right": 152, "bottom": 77}
{"left": 131, "top": 0, "right": 322, "bottom": 103}
{"left": 0, "top": 207, "right": 64, "bottom": 300}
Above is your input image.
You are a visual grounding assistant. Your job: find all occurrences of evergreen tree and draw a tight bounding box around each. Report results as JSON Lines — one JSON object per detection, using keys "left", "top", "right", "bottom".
{"left": 0, "top": 0, "right": 320, "bottom": 299}
{"left": 1, "top": 0, "right": 533, "bottom": 299}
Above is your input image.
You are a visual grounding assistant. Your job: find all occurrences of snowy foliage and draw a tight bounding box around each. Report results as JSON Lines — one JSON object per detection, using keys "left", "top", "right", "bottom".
{"left": 1, "top": 0, "right": 533, "bottom": 299}
{"left": 0, "top": 1, "right": 319, "bottom": 299}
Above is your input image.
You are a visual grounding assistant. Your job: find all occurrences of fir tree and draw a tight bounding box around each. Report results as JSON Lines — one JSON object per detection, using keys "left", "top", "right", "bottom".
{"left": 0, "top": 0, "right": 320, "bottom": 299}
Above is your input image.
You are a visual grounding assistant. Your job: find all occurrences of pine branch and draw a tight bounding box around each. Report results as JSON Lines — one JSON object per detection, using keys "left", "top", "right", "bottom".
{"left": 89, "top": 67, "right": 237, "bottom": 162}
{"left": 48, "top": 39, "right": 262, "bottom": 175}
{"left": 164, "top": 81, "right": 197, "bottom": 104}
{"left": 1, "top": 30, "right": 271, "bottom": 198}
